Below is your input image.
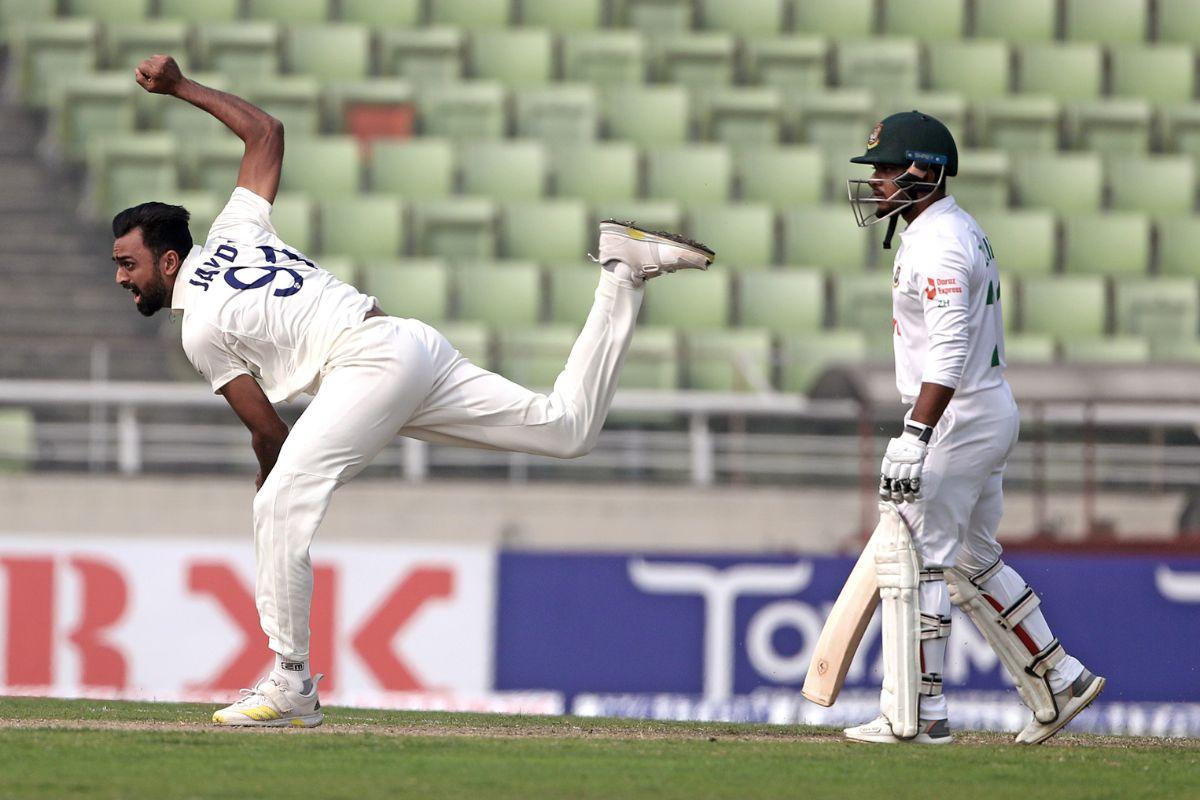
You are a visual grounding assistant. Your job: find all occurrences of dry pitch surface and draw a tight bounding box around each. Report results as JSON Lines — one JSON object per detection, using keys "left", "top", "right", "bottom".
{"left": 1, "top": 697, "right": 1197, "bottom": 799}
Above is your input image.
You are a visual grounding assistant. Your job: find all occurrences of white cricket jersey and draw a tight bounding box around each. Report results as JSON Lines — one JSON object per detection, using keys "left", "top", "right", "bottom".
{"left": 890, "top": 195, "right": 1006, "bottom": 405}
{"left": 170, "top": 188, "right": 378, "bottom": 403}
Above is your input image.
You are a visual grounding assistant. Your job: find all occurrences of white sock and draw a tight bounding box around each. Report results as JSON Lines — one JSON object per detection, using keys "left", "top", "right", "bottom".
{"left": 274, "top": 652, "right": 312, "bottom": 693}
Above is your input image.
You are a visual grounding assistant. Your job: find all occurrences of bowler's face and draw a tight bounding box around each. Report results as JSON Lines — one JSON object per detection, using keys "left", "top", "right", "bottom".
{"left": 113, "top": 228, "right": 169, "bottom": 317}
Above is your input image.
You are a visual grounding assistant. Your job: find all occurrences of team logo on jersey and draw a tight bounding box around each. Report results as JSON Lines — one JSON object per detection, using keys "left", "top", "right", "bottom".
{"left": 892, "top": 263, "right": 901, "bottom": 287}
{"left": 866, "top": 121, "right": 883, "bottom": 150}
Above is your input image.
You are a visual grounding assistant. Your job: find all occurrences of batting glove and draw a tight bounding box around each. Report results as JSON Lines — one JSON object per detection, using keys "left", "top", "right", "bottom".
{"left": 880, "top": 421, "right": 933, "bottom": 503}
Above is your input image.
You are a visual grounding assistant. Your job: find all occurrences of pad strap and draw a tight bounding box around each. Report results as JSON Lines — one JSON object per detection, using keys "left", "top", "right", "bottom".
{"left": 919, "top": 673, "right": 943, "bottom": 697}
{"left": 920, "top": 612, "right": 952, "bottom": 640}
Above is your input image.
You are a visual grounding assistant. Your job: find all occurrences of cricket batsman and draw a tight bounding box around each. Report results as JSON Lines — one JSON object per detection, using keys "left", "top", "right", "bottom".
{"left": 111, "top": 55, "right": 715, "bottom": 727}
{"left": 841, "top": 111, "right": 1104, "bottom": 744}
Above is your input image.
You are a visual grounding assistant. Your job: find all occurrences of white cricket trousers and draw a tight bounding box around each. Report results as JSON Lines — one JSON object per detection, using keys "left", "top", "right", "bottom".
{"left": 894, "top": 382, "right": 1083, "bottom": 720}
{"left": 254, "top": 271, "right": 643, "bottom": 660}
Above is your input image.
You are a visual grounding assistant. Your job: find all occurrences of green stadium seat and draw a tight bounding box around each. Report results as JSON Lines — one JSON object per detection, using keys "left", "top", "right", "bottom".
{"left": 500, "top": 201, "right": 590, "bottom": 262}
{"left": 316, "top": 255, "right": 357, "bottom": 287}
{"left": 339, "top": 0, "right": 421, "bottom": 26}
{"left": 1020, "top": 276, "right": 1106, "bottom": 337}
{"left": 103, "top": 21, "right": 189, "bottom": 71}
{"left": 455, "top": 263, "right": 542, "bottom": 326}
{"left": 144, "top": 73, "right": 231, "bottom": 139}
{"left": 835, "top": 38, "right": 921, "bottom": 94}
{"left": 645, "top": 145, "right": 732, "bottom": 205}
{"left": 430, "top": 0, "right": 511, "bottom": 29}
{"left": 793, "top": 0, "right": 875, "bottom": 37}
{"left": 972, "top": 210, "right": 1057, "bottom": 276}
{"left": 832, "top": 273, "right": 893, "bottom": 339}
{"left": 927, "top": 41, "right": 1010, "bottom": 99}
{"left": 974, "top": 96, "right": 1062, "bottom": 153}
{"left": 460, "top": 140, "right": 548, "bottom": 201}
{"left": 51, "top": 73, "right": 138, "bottom": 162}
{"left": 739, "top": 36, "right": 829, "bottom": 93}
{"left": 364, "top": 260, "right": 450, "bottom": 322}
{"left": 1062, "top": 214, "right": 1151, "bottom": 277}
{"left": 9, "top": 20, "right": 100, "bottom": 107}
{"left": 974, "top": 0, "right": 1055, "bottom": 42}
{"left": 1066, "top": 99, "right": 1153, "bottom": 157}
{"left": 514, "top": 85, "right": 599, "bottom": 145}
{"left": 495, "top": 327, "right": 577, "bottom": 389}
{"left": 1159, "top": 104, "right": 1200, "bottom": 161}
{"left": 1159, "top": 0, "right": 1200, "bottom": 45}
{"left": 643, "top": 269, "right": 732, "bottom": 330}
{"left": 1108, "top": 156, "right": 1196, "bottom": 215}
{"left": 0, "top": 408, "right": 36, "bottom": 470}
{"left": 875, "top": 93, "right": 968, "bottom": 152}
{"left": 736, "top": 146, "right": 824, "bottom": 206}
{"left": 1114, "top": 278, "right": 1199, "bottom": 343}
{"left": 551, "top": 142, "right": 639, "bottom": 203}
{"left": 1157, "top": 217, "right": 1200, "bottom": 277}
{"left": 652, "top": 33, "right": 737, "bottom": 91}
{"left": 247, "top": 0, "right": 330, "bottom": 21}
{"left": 790, "top": 89, "right": 876, "bottom": 161}
{"left": 687, "top": 205, "right": 775, "bottom": 268}
{"left": 683, "top": 329, "right": 774, "bottom": 392}
{"left": 279, "top": 137, "right": 361, "bottom": 196}
{"left": 439, "top": 321, "right": 491, "bottom": 366}
{"left": 88, "top": 134, "right": 179, "bottom": 218}
{"left": 617, "top": 0, "right": 694, "bottom": 35}
{"left": 563, "top": 32, "right": 646, "bottom": 86}
{"left": 380, "top": 28, "right": 465, "bottom": 84}
{"left": 270, "top": 194, "right": 317, "bottom": 252}
{"left": 0, "top": 0, "right": 54, "bottom": 35}
{"left": 318, "top": 196, "right": 406, "bottom": 260}
{"left": 1111, "top": 45, "right": 1195, "bottom": 104}
{"left": 1065, "top": 0, "right": 1147, "bottom": 43}
{"left": 1018, "top": 44, "right": 1103, "bottom": 102}
{"left": 620, "top": 327, "right": 680, "bottom": 390}
{"left": 285, "top": 24, "right": 371, "bottom": 81}
{"left": 779, "top": 331, "right": 869, "bottom": 392}
{"left": 547, "top": 265, "right": 603, "bottom": 324}
{"left": 65, "top": 0, "right": 149, "bottom": 21}
{"left": 1003, "top": 334, "right": 1056, "bottom": 364}
{"left": 412, "top": 198, "right": 498, "bottom": 260}
{"left": 470, "top": 29, "right": 554, "bottom": 85}
{"left": 521, "top": 0, "right": 603, "bottom": 31}
{"left": 951, "top": 150, "right": 1010, "bottom": 210}
{"left": 603, "top": 86, "right": 690, "bottom": 147}
{"left": 371, "top": 138, "right": 455, "bottom": 198}
{"left": 699, "top": 0, "right": 785, "bottom": 36}
{"left": 158, "top": 0, "right": 239, "bottom": 21}
{"left": 882, "top": 0, "right": 965, "bottom": 39}
{"left": 194, "top": 22, "right": 280, "bottom": 77}
{"left": 592, "top": 201, "right": 684, "bottom": 235}
{"left": 242, "top": 77, "right": 322, "bottom": 136}
{"left": 418, "top": 82, "right": 507, "bottom": 141}
{"left": 177, "top": 134, "right": 241, "bottom": 194}
{"left": 782, "top": 207, "right": 873, "bottom": 272}
{"left": 1013, "top": 153, "right": 1103, "bottom": 213}
{"left": 1061, "top": 336, "right": 1150, "bottom": 363}
{"left": 695, "top": 87, "right": 783, "bottom": 151}
{"left": 738, "top": 269, "right": 824, "bottom": 334}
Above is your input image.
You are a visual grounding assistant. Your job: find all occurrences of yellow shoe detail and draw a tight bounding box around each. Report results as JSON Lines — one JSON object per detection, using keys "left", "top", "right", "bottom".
{"left": 290, "top": 719, "right": 307, "bottom": 727}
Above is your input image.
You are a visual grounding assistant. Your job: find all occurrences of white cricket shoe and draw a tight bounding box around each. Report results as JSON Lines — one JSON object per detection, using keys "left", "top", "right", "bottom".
{"left": 595, "top": 219, "right": 715, "bottom": 284}
{"left": 844, "top": 715, "right": 954, "bottom": 745}
{"left": 1015, "top": 668, "right": 1105, "bottom": 745}
{"left": 212, "top": 672, "right": 325, "bottom": 728}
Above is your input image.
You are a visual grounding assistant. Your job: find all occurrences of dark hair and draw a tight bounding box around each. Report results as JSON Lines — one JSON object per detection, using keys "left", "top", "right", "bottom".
{"left": 112, "top": 202, "right": 193, "bottom": 263}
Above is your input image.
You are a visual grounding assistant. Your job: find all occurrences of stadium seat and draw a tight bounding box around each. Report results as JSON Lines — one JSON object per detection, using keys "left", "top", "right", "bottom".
{"left": 550, "top": 142, "right": 639, "bottom": 203}
{"left": 563, "top": 32, "right": 647, "bottom": 86}
{"left": 1157, "top": 217, "right": 1200, "bottom": 277}
{"left": 1114, "top": 278, "right": 1199, "bottom": 343}
{"left": 88, "top": 134, "right": 178, "bottom": 218}
{"left": 1065, "top": 0, "right": 1148, "bottom": 43}
{"left": 790, "top": 89, "right": 876, "bottom": 160}
{"left": 683, "top": 329, "right": 773, "bottom": 392}
{"left": 882, "top": 0, "right": 965, "bottom": 39}
{"left": 178, "top": 134, "right": 242, "bottom": 194}
{"left": 455, "top": 263, "right": 542, "bottom": 326}
{"left": 1020, "top": 276, "right": 1106, "bottom": 337}
{"left": 620, "top": 327, "right": 680, "bottom": 390}
{"left": 340, "top": 0, "right": 421, "bottom": 26}
{"left": 736, "top": 146, "right": 824, "bottom": 207}
{"left": 412, "top": 198, "right": 498, "bottom": 260}
{"left": 285, "top": 24, "right": 371, "bottom": 81}
{"left": 247, "top": 0, "right": 330, "bottom": 22}
{"left": 974, "top": 96, "right": 1061, "bottom": 153}
{"left": 1159, "top": 0, "right": 1200, "bottom": 44}
{"left": 371, "top": 138, "right": 455, "bottom": 199}
{"left": 974, "top": 0, "right": 1055, "bottom": 41}
{"left": 832, "top": 273, "right": 894, "bottom": 339}
{"left": 1018, "top": 45, "right": 1103, "bottom": 102}
{"left": 514, "top": 85, "right": 599, "bottom": 146}
{"left": 438, "top": 321, "right": 491, "bottom": 366}
{"left": 927, "top": 41, "right": 1011, "bottom": 99}
{"left": 1062, "top": 214, "right": 1151, "bottom": 276}
{"left": 687, "top": 205, "right": 775, "bottom": 268}
{"left": 643, "top": 269, "right": 732, "bottom": 331}
{"left": 158, "top": 0, "right": 239, "bottom": 21}
{"left": 521, "top": 0, "right": 603, "bottom": 31}
{"left": 269, "top": 194, "right": 317, "bottom": 253}
{"left": 470, "top": 29, "right": 554, "bottom": 85}
{"left": 64, "top": 0, "right": 149, "bottom": 21}
{"left": 875, "top": 92, "right": 968, "bottom": 152}
{"left": 793, "top": 0, "right": 875, "bottom": 37}
{"left": 547, "top": 266, "right": 603, "bottom": 324}
{"left": 603, "top": 86, "right": 690, "bottom": 147}
{"left": 1110, "top": 45, "right": 1195, "bottom": 104}
{"left": 459, "top": 140, "right": 548, "bottom": 201}
{"left": 430, "top": 0, "right": 511, "bottom": 29}
{"left": 241, "top": 77, "right": 322, "bottom": 136}
{"left": 739, "top": 36, "right": 829, "bottom": 93}
{"left": 738, "top": 269, "right": 824, "bottom": 334}
{"left": 418, "top": 82, "right": 507, "bottom": 141}
{"left": 379, "top": 28, "right": 465, "bottom": 84}
{"left": 1108, "top": 156, "right": 1196, "bottom": 215}
{"left": 835, "top": 38, "right": 921, "bottom": 95}
{"left": 144, "top": 73, "right": 232, "bottom": 140}
{"left": 104, "top": 21, "right": 189, "bottom": 71}
{"left": 9, "top": 20, "right": 100, "bottom": 107}
{"left": 318, "top": 196, "right": 406, "bottom": 260}
{"left": 194, "top": 22, "right": 280, "bottom": 77}
{"left": 0, "top": 408, "right": 36, "bottom": 470}
{"left": 951, "top": 150, "right": 1010, "bottom": 210}
{"left": 646, "top": 145, "right": 733, "bottom": 205}
{"left": 51, "top": 73, "right": 138, "bottom": 162}
{"left": 651, "top": 33, "right": 737, "bottom": 91}
{"left": 322, "top": 78, "right": 416, "bottom": 142}
{"left": 699, "top": 0, "right": 785, "bottom": 36}
{"left": 591, "top": 201, "right": 684, "bottom": 235}
{"left": 500, "top": 201, "right": 590, "bottom": 263}
{"left": 1067, "top": 99, "right": 1153, "bottom": 157}
{"left": 1159, "top": 104, "right": 1200, "bottom": 161}
{"left": 0, "top": 0, "right": 54, "bottom": 33}
{"left": 1003, "top": 334, "right": 1056, "bottom": 364}
{"left": 279, "top": 138, "right": 361, "bottom": 196}
{"left": 695, "top": 87, "right": 784, "bottom": 151}
{"left": 495, "top": 327, "right": 577, "bottom": 389}
{"left": 1013, "top": 153, "right": 1103, "bottom": 213}
{"left": 1061, "top": 336, "right": 1150, "bottom": 363}
{"left": 781, "top": 207, "right": 873, "bottom": 272}
{"left": 364, "top": 260, "right": 450, "bottom": 322}
{"left": 617, "top": 0, "right": 694, "bottom": 35}
{"left": 972, "top": 210, "right": 1057, "bottom": 276}
{"left": 779, "top": 331, "right": 869, "bottom": 392}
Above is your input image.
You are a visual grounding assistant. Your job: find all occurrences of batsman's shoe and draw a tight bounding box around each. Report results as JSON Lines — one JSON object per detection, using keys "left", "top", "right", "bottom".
{"left": 1015, "top": 669, "right": 1105, "bottom": 745}
{"left": 595, "top": 219, "right": 715, "bottom": 284}
{"left": 844, "top": 715, "right": 954, "bottom": 745}
{"left": 212, "top": 672, "right": 324, "bottom": 728}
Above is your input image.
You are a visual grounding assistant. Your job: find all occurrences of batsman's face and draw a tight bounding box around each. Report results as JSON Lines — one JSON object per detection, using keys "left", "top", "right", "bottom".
{"left": 113, "top": 228, "right": 170, "bottom": 317}
{"left": 870, "top": 165, "right": 908, "bottom": 215}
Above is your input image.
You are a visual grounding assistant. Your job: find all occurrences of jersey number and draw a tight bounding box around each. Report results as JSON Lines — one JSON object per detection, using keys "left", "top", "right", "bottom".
{"left": 222, "top": 246, "right": 311, "bottom": 297}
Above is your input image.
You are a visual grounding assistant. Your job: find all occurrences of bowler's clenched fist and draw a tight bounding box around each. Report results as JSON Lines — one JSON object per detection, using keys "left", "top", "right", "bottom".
{"left": 135, "top": 54, "right": 184, "bottom": 95}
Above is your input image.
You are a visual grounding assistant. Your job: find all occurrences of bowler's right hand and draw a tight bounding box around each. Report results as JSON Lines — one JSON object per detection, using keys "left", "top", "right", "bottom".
{"left": 135, "top": 54, "right": 184, "bottom": 96}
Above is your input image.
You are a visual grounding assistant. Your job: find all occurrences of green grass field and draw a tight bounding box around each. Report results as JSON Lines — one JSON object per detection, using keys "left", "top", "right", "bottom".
{"left": 0, "top": 697, "right": 1196, "bottom": 800}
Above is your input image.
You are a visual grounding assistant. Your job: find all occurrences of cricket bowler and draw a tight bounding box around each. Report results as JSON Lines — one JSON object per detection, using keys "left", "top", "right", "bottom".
{"left": 111, "top": 55, "right": 714, "bottom": 727}
{"left": 842, "top": 111, "right": 1104, "bottom": 744}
